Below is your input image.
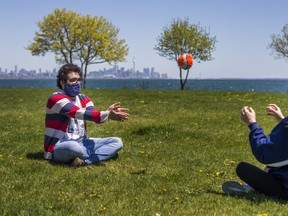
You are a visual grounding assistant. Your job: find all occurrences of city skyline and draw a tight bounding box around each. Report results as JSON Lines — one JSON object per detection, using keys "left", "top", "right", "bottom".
{"left": 0, "top": 64, "right": 169, "bottom": 79}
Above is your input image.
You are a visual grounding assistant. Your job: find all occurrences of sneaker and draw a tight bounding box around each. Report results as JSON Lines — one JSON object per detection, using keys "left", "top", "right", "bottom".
{"left": 71, "top": 157, "right": 86, "bottom": 167}
{"left": 242, "top": 183, "right": 254, "bottom": 193}
{"left": 222, "top": 181, "right": 253, "bottom": 196}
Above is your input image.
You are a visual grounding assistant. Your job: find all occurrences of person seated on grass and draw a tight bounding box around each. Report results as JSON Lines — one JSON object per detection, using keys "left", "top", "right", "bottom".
{"left": 222, "top": 104, "right": 288, "bottom": 200}
{"left": 44, "top": 63, "right": 129, "bottom": 167}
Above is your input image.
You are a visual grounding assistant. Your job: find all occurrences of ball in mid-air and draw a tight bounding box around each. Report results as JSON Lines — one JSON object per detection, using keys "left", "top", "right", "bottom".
{"left": 177, "top": 54, "right": 193, "bottom": 70}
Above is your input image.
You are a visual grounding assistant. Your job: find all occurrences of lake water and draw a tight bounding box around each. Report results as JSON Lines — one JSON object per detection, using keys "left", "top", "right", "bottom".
{"left": 1, "top": 78, "right": 288, "bottom": 93}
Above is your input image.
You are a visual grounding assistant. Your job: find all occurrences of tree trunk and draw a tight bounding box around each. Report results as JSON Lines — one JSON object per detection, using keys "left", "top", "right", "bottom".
{"left": 179, "top": 68, "right": 190, "bottom": 90}
{"left": 180, "top": 68, "right": 184, "bottom": 90}
{"left": 83, "top": 63, "right": 88, "bottom": 89}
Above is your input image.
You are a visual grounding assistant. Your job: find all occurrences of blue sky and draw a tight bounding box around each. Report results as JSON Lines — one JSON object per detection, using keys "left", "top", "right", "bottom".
{"left": 0, "top": 0, "right": 287, "bottom": 79}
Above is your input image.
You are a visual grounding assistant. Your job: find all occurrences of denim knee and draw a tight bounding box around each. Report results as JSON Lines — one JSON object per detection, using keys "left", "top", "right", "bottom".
{"left": 113, "top": 137, "right": 123, "bottom": 150}
{"left": 53, "top": 141, "right": 84, "bottom": 163}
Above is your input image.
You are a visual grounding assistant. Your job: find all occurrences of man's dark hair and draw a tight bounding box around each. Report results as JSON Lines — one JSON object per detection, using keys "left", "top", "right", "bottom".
{"left": 56, "top": 63, "right": 82, "bottom": 89}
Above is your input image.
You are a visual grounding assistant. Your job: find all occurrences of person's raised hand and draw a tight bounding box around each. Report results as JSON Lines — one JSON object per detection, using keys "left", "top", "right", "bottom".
{"left": 266, "top": 104, "right": 284, "bottom": 122}
{"left": 241, "top": 106, "right": 256, "bottom": 126}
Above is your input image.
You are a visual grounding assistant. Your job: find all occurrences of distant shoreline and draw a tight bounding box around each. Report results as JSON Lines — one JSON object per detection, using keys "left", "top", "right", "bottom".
{"left": 1, "top": 77, "right": 288, "bottom": 81}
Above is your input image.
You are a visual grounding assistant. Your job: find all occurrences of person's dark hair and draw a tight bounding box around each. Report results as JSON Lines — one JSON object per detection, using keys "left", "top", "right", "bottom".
{"left": 56, "top": 63, "right": 82, "bottom": 89}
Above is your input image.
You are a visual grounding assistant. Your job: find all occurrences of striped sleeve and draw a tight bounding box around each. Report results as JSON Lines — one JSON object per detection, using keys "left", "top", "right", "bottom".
{"left": 47, "top": 92, "right": 109, "bottom": 123}
{"left": 79, "top": 94, "right": 109, "bottom": 122}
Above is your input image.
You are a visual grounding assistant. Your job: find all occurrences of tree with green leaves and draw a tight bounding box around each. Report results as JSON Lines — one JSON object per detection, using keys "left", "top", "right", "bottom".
{"left": 154, "top": 18, "right": 217, "bottom": 90}
{"left": 268, "top": 24, "right": 288, "bottom": 60}
{"left": 27, "top": 8, "right": 128, "bottom": 88}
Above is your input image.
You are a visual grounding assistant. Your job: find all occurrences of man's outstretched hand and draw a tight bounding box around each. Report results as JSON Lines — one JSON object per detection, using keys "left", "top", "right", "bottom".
{"left": 108, "top": 102, "right": 129, "bottom": 122}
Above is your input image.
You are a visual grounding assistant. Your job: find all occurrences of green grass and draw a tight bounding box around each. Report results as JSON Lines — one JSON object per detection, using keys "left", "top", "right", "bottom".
{"left": 1, "top": 88, "right": 288, "bottom": 215}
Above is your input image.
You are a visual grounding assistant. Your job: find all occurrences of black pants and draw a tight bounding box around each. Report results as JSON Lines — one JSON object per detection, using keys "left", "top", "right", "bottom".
{"left": 236, "top": 162, "right": 288, "bottom": 200}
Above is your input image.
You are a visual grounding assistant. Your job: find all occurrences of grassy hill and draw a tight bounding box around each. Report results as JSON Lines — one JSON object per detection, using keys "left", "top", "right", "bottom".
{"left": 1, "top": 88, "right": 288, "bottom": 215}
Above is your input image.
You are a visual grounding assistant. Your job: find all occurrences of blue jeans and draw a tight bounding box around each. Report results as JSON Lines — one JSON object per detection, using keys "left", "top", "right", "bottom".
{"left": 52, "top": 137, "right": 123, "bottom": 165}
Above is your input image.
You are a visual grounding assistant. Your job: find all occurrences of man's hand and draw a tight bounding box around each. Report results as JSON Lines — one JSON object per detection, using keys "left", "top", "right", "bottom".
{"left": 108, "top": 102, "right": 121, "bottom": 111}
{"left": 241, "top": 106, "right": 256, "bottom": 126}
{"left": 266, "top": 104, "right": 284, "bottom": 122}
{"left": 108, "top": 102, "right": 129, "bottom": 121}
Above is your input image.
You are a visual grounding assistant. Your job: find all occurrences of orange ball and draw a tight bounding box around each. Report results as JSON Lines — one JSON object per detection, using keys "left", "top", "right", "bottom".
{"left": 177, "top": 54, "right": 193, "bottom": 70}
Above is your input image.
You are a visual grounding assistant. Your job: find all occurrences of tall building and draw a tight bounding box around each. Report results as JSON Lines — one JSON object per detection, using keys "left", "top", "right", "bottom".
{"left": 14, "top": 65, "right": 18, "bottom": 74}
{"left": 133, "top": 56, "right": 135, "bottom": 78}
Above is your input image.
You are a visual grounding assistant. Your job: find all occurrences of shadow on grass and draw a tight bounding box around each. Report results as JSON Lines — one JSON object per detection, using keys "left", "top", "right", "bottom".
{"left": 48, "top": 159, "right": 107, "bottom": 168}
{"left": 26, "top": 151, "right": 116, "bottom": 167}
{"left": 25, "top": 151, "right": 70, "bottom": 167}
{"left": 207, "top": 189, "right": 288, "bottom": 204}
{"left": 130, "top": 168, "right": 147, "bottom": 175}
{"left": 26, "top": 151, "right": 44, "bottom": 160}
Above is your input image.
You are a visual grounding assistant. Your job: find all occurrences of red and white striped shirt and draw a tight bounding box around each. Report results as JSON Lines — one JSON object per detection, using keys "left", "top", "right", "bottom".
{"left": 44, "top": 91, "right": 109, "bottom": 159}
